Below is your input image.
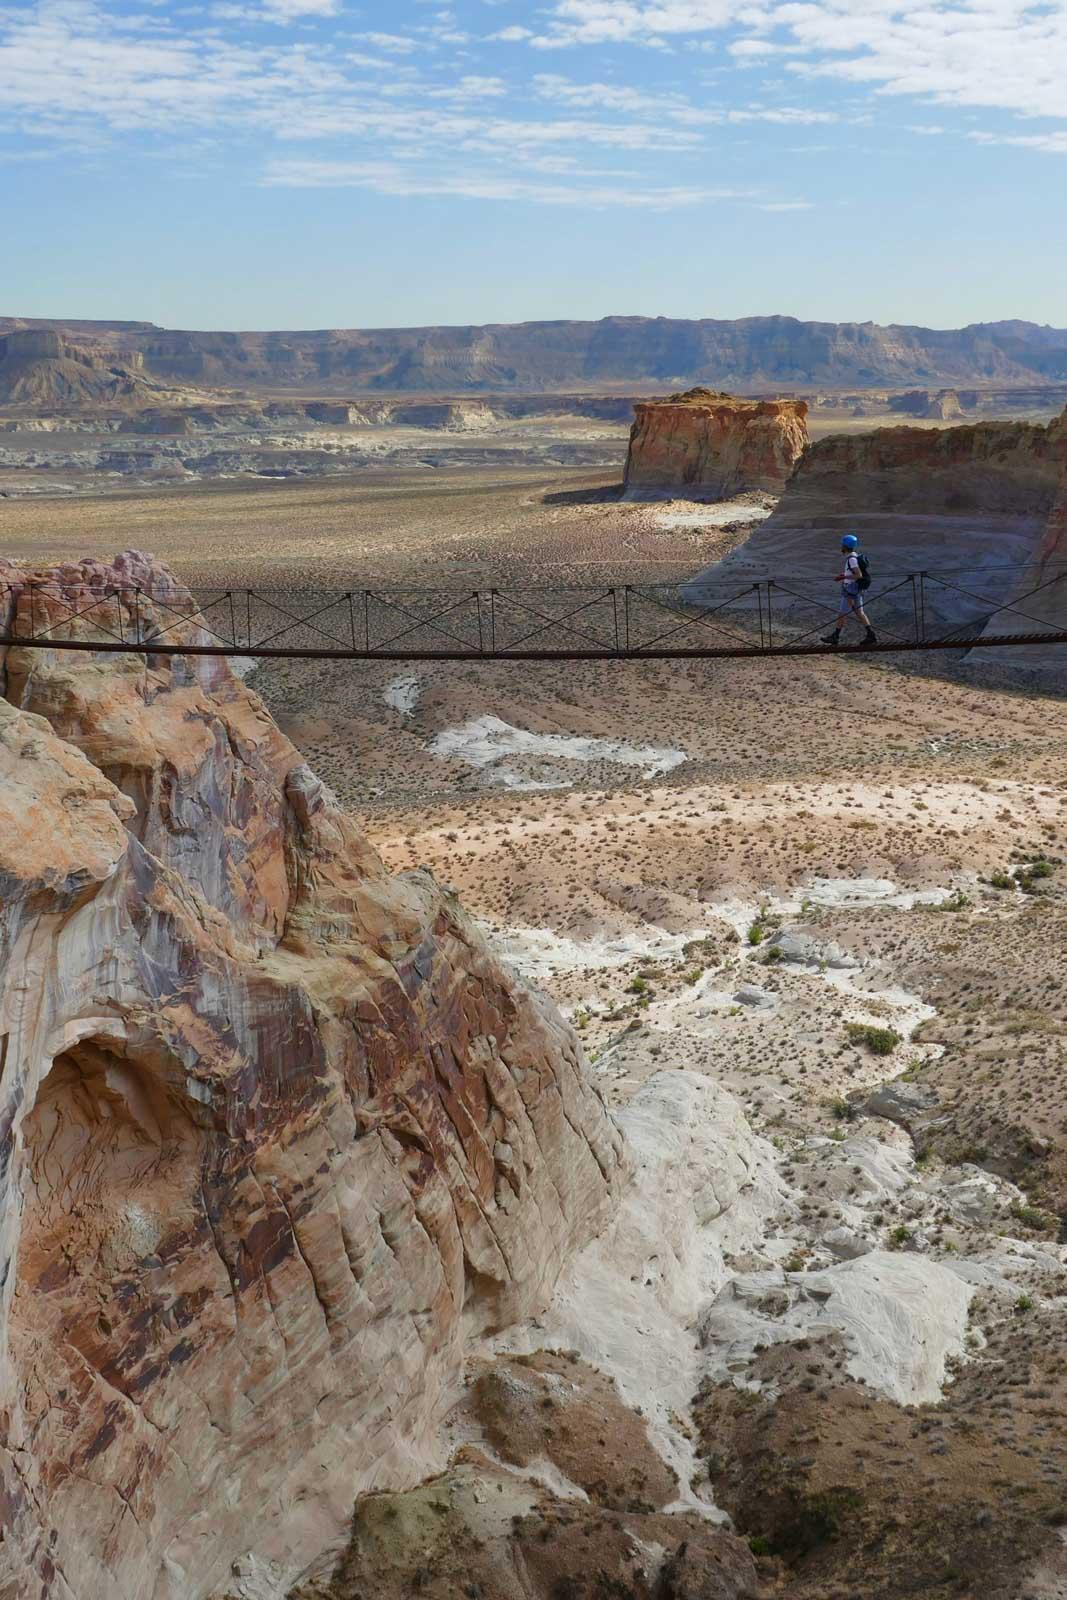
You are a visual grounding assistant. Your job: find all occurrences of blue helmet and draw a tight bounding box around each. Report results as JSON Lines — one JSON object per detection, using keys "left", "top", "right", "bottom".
{"left": 841, "top": 534, "right": 859, "bottom": 551}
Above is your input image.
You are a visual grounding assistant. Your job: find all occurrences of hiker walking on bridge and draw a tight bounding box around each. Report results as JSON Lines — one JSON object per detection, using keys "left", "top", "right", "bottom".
{"left": 822, "top": 534, "right": 877, "bottom": 647}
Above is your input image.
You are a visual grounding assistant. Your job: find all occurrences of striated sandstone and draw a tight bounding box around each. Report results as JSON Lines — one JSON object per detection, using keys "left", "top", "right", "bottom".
{"left": 771, "top": 413, "right": 1065, "bottom": 520}
{"left": 623, "top": 389, "right": 808, "bottom": 499}
{"left": 0, "top": 554, "right": 625, "bottom": 1600}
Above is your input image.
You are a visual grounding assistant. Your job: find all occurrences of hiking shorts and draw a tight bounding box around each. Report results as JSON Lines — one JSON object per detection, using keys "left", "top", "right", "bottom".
{"left": 839, "top": 583, "right": 864, "bottom": 614}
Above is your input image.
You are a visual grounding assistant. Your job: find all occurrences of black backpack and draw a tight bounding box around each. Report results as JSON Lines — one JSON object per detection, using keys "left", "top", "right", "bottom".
{"left": 856, "top": 553, "right": 872, "bottom": 590}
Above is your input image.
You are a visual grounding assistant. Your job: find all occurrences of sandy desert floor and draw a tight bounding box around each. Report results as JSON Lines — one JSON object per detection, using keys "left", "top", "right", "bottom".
{"left": 0, "top": 464, "right": 769, "bottom": 586}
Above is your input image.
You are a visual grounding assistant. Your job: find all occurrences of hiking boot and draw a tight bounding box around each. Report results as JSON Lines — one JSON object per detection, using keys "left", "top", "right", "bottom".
{"left": 862, "top": 627, "right": 878, "bottom": 646}
{"left": 821, "top": 630, "right": 841, "bottom": 647}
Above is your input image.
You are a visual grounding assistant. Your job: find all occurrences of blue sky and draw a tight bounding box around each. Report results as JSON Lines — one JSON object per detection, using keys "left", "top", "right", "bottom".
{"left": 1, "top": 0, "right": 1065, "bottom": 328}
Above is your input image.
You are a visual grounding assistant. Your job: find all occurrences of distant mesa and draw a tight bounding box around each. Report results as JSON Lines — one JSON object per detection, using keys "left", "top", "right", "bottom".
{"left": 4, "top": 313, "right": 1067, "bottom": 394}
{"left": 623, "top": 387, "right": 809, "bottom": 500}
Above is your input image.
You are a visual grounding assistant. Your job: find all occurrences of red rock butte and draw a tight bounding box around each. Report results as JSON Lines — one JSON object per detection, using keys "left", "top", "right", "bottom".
{"left": 623, "top": 388, "right": 810, "bottom": 499}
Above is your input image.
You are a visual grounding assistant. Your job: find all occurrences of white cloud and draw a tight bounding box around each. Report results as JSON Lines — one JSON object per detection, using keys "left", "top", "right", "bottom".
{"left": 426, "top": 73, "right": 507, "bottom": 98}
{"left": 355, "top": 30, "right": 419, "bottom": 52}
{"left": 259, "top": 0, "right": 338, "bottom": 19}
{"left": 970, "top": 127, "right": 1067, "bottom": 154}
{"left": 516, "top": 0, "right": 1067, "bottom": 134}
{"left": 524, "top": 0, "right": 743, "bottom": 47}
{"left": 533, "top": 72, "right": 836, "bottom": 124}
{"left": 779, "top": 2, "right": 1067, "bottom": 122}
{"left": 262, "top": 155, "right": 749, "bottom": 205}
{"left": 728, "top": 37, "right": 806, "bottom": 57}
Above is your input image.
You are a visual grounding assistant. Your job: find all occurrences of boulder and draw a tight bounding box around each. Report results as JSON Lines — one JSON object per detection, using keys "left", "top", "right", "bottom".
{"left": 862, "top": 1081, "right": 938, "bottom": 1127}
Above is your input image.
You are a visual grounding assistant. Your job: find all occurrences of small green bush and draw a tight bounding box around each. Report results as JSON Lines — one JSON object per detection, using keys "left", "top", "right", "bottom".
{"left": 747, "top": 923, "right": 764, "bottom": 947}
{"left": 1010, "top": 1202, "right": 1052, "bottom": 1234}
{"left": 846, "top": 1022, "right": 902, "bottom": 1056}
{"left": 989, "top": 871, "right": 1015, "bottom": 891}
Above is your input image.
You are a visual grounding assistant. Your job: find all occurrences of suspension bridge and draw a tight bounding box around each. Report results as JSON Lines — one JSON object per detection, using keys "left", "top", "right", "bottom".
{"left": 2, "top": 563, "right": 1065, "bottom": 661}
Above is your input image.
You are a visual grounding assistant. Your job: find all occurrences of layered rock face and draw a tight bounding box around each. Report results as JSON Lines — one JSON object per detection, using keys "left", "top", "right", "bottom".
{"left": 0, "top": 554, "right": 624, "bottom": 1600}
{"left": 0, "top": 330, "right": 156, "bottom": 409}
{"left": 774, "top": 415, "right": 1065, "bottom": 521}
{"left": 623, "top": 388, "right": 809, "bottom": 499}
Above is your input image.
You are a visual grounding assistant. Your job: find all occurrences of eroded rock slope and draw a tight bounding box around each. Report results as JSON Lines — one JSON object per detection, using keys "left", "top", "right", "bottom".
{"left": 0, "top": 553, "right": 624, "bottom": 1600}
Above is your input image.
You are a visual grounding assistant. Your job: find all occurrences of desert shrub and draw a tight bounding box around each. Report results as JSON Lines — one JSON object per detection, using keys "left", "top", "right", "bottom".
{"left": 768, "top": 1487, "right": 864, "bottom": 1557}
{"left": 846, "top": 1022, "right": 902, "bottom": 1055}
{"left": 1010, "top": 1202, "right": 1053, "bottom": 1234}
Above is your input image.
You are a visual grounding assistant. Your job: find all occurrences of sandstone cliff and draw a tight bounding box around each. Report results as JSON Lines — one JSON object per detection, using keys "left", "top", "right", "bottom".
{"left": 771, "top": 416, "right": 1065, "bottom": 522}
{"left": 0, "top": 555, "right": 624, "bottom": 1600}
{"left": 623, "top": 388, "right": 808, "bottom": 499}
